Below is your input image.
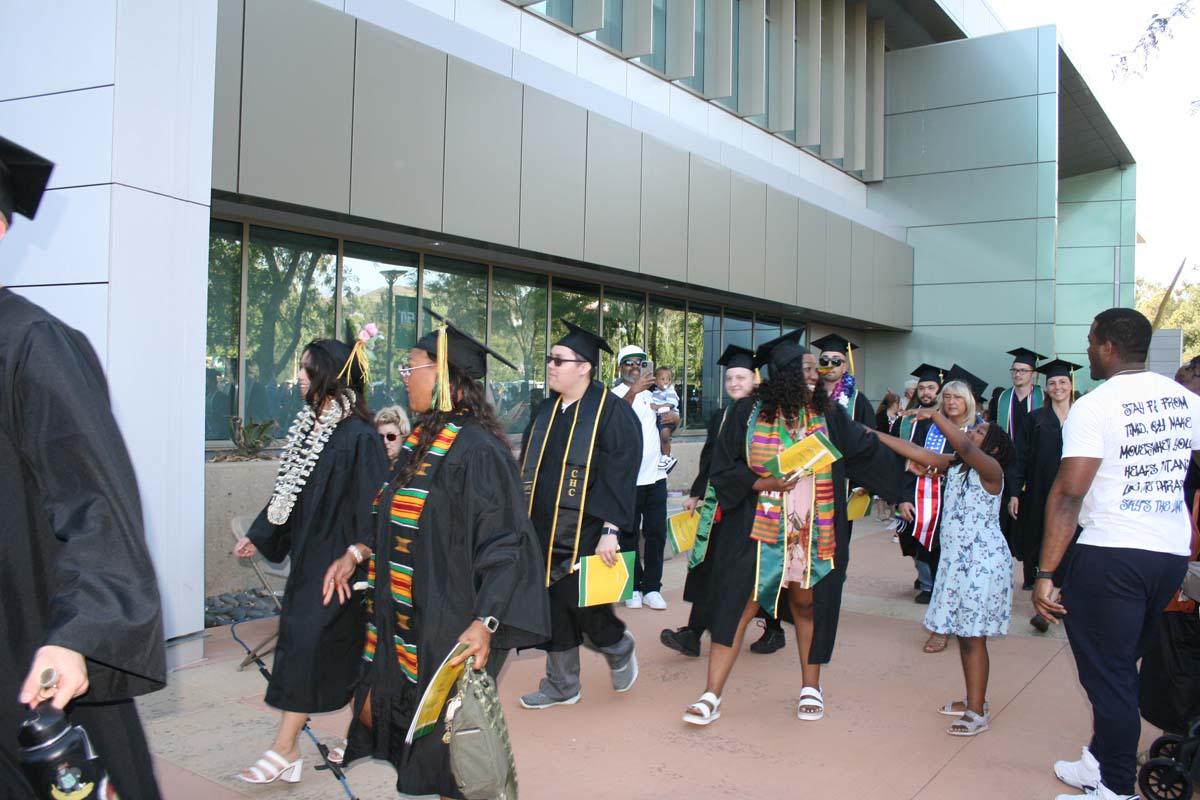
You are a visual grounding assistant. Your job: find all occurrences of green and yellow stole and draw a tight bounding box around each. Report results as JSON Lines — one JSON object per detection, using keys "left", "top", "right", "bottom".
{"left": 746, "top": 402, "right": 837, "bottom": 616}
{"left": 687, "top": 407, "right": 730, "bottom": 570}
{"left": 996, "top": 385, "right": 1044, "bottom": 435}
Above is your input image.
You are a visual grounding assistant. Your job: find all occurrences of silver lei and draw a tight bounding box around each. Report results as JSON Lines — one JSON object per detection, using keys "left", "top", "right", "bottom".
{"left": 266, "top": 389, "right": 355, "bottom": 524}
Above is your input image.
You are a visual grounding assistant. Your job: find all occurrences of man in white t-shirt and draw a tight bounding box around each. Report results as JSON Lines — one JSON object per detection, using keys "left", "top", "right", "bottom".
{"left": 611, "top": 344, "right": 670, "bottom": 611}
{"left": 1035, "top": 308, "right": 1196, "bottom": 800}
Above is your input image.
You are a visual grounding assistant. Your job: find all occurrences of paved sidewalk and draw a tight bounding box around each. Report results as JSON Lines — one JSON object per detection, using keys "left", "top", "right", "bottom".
{"left": 143, "top": 519, "right": 1161, "bottom": 799}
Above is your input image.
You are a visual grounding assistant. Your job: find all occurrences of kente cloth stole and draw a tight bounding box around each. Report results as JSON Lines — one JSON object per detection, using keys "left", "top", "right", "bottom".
{"left": 362, "top": 415, "right": 464, "bottom": 683}
{"left": 745, "top": 402, "right": 837, "bottom": 615}
{"left": 520, "top": 381, "right": 608, "bottom": 586}
{"left": 996, "top": 386, "right": 1043, "bottom": 435}
{"left": 688, "top": 406, "right": 730, "bottom": 570}
{"left": 911, "top": 425, "right": 947, "bottom": 551}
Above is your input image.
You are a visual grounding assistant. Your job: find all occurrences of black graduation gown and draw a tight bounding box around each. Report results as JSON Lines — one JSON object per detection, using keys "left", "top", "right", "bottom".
{"left": 1011, "top": 405, "right": 1065, "bottom": 565}
{"left": 345, "top": 419, "right": 550, "bottom": 798}
{"left": 991, "top": 389, "right": 1035, "bottom": 545}
{"left": 0, "top": 290, "right": 165, "bottom": 799}
{"left": 682, "top": 410, "right": 723, "bottom": 607}
{"left": 247, "top": 417, "right": 388, "bottom": 713}
{"left": 897, "top": 417, "right": 955, "bottom": 568}
{"left": 706, "top": 398, "right": 903, "bottom": 663}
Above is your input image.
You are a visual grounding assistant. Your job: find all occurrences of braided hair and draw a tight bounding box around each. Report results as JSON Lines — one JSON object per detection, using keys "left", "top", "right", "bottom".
{"left": 753, "top": 359, "right": 830, "bottom": 422}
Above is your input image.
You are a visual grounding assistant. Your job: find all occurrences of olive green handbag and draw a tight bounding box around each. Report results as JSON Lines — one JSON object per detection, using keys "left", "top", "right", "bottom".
{"left": 443, "top": 657, "right": 517, "bottom": 800}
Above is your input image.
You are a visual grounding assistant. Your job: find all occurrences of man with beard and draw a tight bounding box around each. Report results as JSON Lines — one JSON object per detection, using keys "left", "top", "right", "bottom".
{"left": 811, "top": 334, "right": 873, "bottom": 428}
{"left": 991, "top": 347, "right": 1046, "bottom": 574}
{"left": 896, "top": 364, "right": 948, "bottom": 617}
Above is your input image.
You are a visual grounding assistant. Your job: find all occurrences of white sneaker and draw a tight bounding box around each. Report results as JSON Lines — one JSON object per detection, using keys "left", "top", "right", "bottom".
{"left": 1054, "top": 746, "right": 1101, "bottom": 791}
{"left": 625, "top": 591, "right": 643, "bottom": 609}
{"left": 1054, "top": 784, "right": 1136, "bottom": 800}
{"left": 643, "top": 591, "right": 668, "bottom": 610}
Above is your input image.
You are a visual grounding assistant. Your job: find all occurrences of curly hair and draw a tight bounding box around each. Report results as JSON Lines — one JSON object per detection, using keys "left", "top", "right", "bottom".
{"left": 954, "top": 421, "right": 1015, "bottom": 482}
{"left": 753, "top": 359, "right": 830, "bottom": 421}
{"left": 395, "top": 365, "right": 507, "bottom": 487}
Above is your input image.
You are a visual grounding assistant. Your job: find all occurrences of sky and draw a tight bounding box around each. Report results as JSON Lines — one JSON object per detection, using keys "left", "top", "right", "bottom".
{"left": 984, "top": 0, "right": 1200, "bottom": 287}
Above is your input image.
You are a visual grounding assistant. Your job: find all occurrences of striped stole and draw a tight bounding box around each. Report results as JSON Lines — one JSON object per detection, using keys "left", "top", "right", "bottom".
{"left": 911, "top": 424, "right": 947, "bottom": 551}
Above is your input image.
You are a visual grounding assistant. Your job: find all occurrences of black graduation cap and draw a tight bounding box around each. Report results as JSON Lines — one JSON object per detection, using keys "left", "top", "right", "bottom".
{"left": 0, "top": 136, "right": 54, "bottom": 226}
{"left": 553, "top": 319, "right": 611, "bottom": 367}
{"left": 417, "top": 309, "right": 517, "bottom": 379}
{"left": 1036, "top": 358, "right": 1082, "bottom": 380}
{"left": 946, "top": 364, "right": 988, "bottom": 401}
{"left": 1007, "top": 347, "right": 1046, "bottom": 368}
{"left": 754, "top": 329, "right": 806, "bottom": 377}
{"left": 911, "top": 363, "right": 946, "bottom": 385}
{"left": 717, "top": 344, "right": 756, "bottom": 372}
{"left": 810, "top": 333, "right": 859, "bottom": 356}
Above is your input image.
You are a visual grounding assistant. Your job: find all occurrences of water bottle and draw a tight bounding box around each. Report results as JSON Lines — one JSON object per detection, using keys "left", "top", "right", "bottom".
{"left": 17, "top": 702, "right": 118, "bottom": 800}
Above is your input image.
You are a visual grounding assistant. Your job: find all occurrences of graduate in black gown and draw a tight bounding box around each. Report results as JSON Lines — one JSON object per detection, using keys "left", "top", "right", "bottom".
{"left": 682, "top": 332, "right": 903, "bottom": 726}
{"left": 660, "top": 344, "right": 758, "bottom": 658}
{"left": 323, "top": 322, "right": 550, "bottom": 799}
{"left": 233, "top": 335, "right": 388, "bottom": 784}
{"left": 518, "top": 322, "right": 642, "bottom": 709}
{"left": 0, "top": 137, "right": 166, "bottom": 799}
{"left": 1009, "top": 358, "right": 1079, "bottom": 631}
{"left": 895, "top": 364, "right": 949, "bottom": 609}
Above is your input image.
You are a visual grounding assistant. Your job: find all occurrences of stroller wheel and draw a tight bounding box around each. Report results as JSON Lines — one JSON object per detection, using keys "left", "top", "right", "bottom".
{"left": 1149, "top": 734, "right": 1184, "bottom": 762}
{"left": 1139, "top": 757, "right": 1193, "bottom": 800}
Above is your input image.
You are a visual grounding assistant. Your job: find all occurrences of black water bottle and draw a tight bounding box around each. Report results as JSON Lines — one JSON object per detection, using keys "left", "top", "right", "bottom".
{"left": 17, "top": 702, "right": 117, "bottom": 800}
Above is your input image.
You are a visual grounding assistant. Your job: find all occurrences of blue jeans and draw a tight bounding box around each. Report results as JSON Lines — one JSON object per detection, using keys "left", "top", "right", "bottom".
{"left": 914, "top": 557, "right": 933, "bottom": 592}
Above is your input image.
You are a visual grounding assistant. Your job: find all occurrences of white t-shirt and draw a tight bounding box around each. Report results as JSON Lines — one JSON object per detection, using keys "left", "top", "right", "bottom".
{"left": 1061, "top": 371, "right": 1200, "bottom": 555}
{"left": 610, "top": 381, "right": 667, "bottom": 486}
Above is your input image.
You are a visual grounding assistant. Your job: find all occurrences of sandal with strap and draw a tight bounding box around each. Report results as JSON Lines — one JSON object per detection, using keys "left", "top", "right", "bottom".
{"left": 947, "top": 709, "right": 989, "bottom": 737}
{"left": 923, "top": 633, "right": 950, "bottom": 654}
{"left": 797, "top": 686, "right": 824, "bottom": 721}
{"left": 938, "top": 700, "right": 989, "bottom": 717}
{"left": 236, "top": 750, "right": 303, "bottom": 784}
{"left": 683, "top": 692, "right": 722, "bottom": 726}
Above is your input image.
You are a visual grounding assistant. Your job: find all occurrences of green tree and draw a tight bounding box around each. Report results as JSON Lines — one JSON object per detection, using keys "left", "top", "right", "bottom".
{"left": 1135, "top": 275, "right": 1200, "bottom": 357}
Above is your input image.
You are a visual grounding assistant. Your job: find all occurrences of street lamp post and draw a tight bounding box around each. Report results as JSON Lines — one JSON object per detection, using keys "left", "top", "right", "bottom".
{"left": 380, "top": 268, "right": 403, "bottom": 398}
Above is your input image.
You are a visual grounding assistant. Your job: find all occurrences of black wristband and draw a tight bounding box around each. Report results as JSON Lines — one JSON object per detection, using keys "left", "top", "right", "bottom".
{"left": 1035, "top": 569, "right": 1055, "bottom": 581}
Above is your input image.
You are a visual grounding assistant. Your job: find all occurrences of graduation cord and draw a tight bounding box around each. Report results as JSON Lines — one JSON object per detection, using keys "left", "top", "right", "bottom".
{"left": 229, "top": 620, "right": 360, "bottom": 800}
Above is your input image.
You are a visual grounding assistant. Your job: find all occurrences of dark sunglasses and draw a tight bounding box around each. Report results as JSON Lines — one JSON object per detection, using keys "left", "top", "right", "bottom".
{"left": 818, "top": 357, "right": 844, "bottom": 367}
{"left": 380, "top": 432, "right": 400, "bottom": 442}
{"left": 621, "top": 359, "right": 650, "bottom": 369}
{"left": 545, "top": 355, "right": 589, "bottom": 367}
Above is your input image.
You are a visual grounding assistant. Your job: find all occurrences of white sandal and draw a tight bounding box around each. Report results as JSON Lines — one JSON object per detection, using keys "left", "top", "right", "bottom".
{"left": 797, "top": 686, "right": 824, "bottom": 721}
{"left": 235, "top": 750, "right": 303, "bottom": 784}
{"left": 947, "top": 709, "right": 989, "bottom": 737}
{"left": 937, "top": 699, "right": 989, "bottom": 717}
{"left": 683, "top": 691, "right": 722, "bottom": 726}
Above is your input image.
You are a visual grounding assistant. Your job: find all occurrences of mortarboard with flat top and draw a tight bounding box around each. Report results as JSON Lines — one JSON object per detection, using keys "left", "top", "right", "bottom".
{"left": 911, "top": 363, "right": 946, "bottom": 385}
{"left": 810, "top": 333, "right": 859, "bottom": 356}
{"left": 416, "top": 309, "right": 517, "bottom": 380}
{"left": 0, "top": 136, "right": 54, "bottom": 226}
{"left": 753, "top": 329, "right": 806, "bottom": 378}
{"left": 717, "top": 344, "right": 756, "bottom": 372}
{"left": 1036, "top": 358, "right": 1082, "bottom": 380}
{"left": 945, "top": 363, "right": 988, "bottom": 401}
{"left": 1006, "top": 347, "right": 1046, "bottom": 368}
{"left": 553, "top": 319, "right": 611, "bottom": 367}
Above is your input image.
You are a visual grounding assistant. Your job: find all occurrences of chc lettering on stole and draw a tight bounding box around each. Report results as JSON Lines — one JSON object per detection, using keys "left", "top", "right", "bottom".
{"left": 565, "top": 466, "right": 582, "bottom": 498}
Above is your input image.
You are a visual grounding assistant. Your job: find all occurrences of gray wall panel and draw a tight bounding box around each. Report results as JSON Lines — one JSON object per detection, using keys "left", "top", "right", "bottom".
{"left": 885, "top": 96, "right": 1038, "bottom": 178}
{"left": 520, "top": 87, "right": 587, "bottom": 259}
{"left": 640, "top": 136, "right": 689, "bottom": 281}
{"left": 585, "top": 113, "right": 642, "bottom": 272}
{"left": 240, "top": 0, "right": 355, "bottom": 211}
{"left": 825, "top": 214, "right": 851, "bottom": 315}
{"left": 443, "top": 57, "right": 523, "bottom": 247}
{"left": 797, "top": 199, "right": 828, "bottom": 309}
{"left": 729, "top": 174, "right": 766, "bottom": 298}
{"left": 687, "top": 156, "right": 731, "bottom": 290}
{"left": 849, "top": 221, "right": 874, "bottom": 320}
{"left": 211, "top": 0, "right": 242, "bottom": 193}
{"left": 351, "top": 22, "right": 446, "bottom": 232}
{"left": 764, "top": 187, "right": 799, "bottom": 304}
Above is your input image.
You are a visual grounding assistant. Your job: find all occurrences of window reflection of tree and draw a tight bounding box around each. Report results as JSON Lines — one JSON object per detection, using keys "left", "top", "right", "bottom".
{"left": 206, "top": 221, "right": 241, "bottom": 440}
{"left": 491, "top": 269, "right": 548, "bottom": 433}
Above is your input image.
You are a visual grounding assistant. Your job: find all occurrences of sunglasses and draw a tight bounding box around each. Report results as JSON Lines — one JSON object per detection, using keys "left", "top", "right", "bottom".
{"left": 398, "top": 362, "right": 436, "bottom": 379}
{"left": 380, "top": 432, "right": 400, "bottom": 442}
{"left": 818, "top": 357, "right": 844, "bottom": 367}
{"left": 620, "top": 359, "right": 650, "bottom": 369}
{"left": 545, "top": 355, "right": 590, "bottom": 367}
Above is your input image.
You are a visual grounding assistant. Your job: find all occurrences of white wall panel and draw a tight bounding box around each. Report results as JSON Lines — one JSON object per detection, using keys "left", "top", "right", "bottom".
{"left": 0, "top": 0, "right": 117, "bottom": 101}
{"left": 0, "top": 186, "right": 112, "bottom": 288}
{"left": 765, "top": 187, "right": 799, "bottom": 301}
{"left": 520, "top": 88, "right": 587, "bottom": 259}
{"left": 585, "top": 114, "right": 642, "bottom": 272}
{"left": 729, "top": 174, "right": 767, "bottom": 298}
{"left": 687, "top": 156, "right": 732, "bottom": 290}
{"left": 640, "top": 137, "right": 690, "bottom": 281}
{"left": 0, "top": 89, "right": 115, "bottom": 189}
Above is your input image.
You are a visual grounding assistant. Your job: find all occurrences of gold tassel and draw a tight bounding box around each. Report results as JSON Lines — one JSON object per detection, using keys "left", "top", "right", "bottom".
{"left": 336, "top": 340, "right": 371, "bottom": 398}
{"left": 848, "top": 345, "right": 855, "bottom": 375}
{"left": 754, "top": 367, "right": 761, "bottom": 383}
{"left": 1070, "top": 367, "right": 1076, "bottom": 404}
{"left": 435, "top": 325, "right": 452, "bottom": 412}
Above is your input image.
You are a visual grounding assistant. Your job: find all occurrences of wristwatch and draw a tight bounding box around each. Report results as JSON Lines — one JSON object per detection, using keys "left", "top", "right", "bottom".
{"left": 601, "top": 526, "right": 619, "bottom": 536}
{"left": 477, "top": 615, "right": 500, "bottom": 633}
{"left": 1035, "top": 569, "right": 1055, "bottom": 581}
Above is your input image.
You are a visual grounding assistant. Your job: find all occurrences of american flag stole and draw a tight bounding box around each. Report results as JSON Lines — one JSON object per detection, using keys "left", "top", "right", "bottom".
{"left": 912, "top": 425, "right": 947, "bottom": 550}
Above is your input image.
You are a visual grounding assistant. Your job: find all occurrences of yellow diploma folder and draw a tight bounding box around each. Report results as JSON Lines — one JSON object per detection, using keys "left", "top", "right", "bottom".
{"left": 578, "top": 551, "right": 635, "bottom": 606}
{"left": 405, "top": 641, "right": 469, "bottom": 743}
{"left": 846, "top": 487, "right": 871, "bottom": 520}
{"left": 667, "top": 510, "right": 700, "bottom": 555}
{"left": 763, "top": 430, "right": 843, "bottom": 477}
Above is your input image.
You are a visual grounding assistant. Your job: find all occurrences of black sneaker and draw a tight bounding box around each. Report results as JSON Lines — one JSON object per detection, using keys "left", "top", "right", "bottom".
{"left": 913, "top": 579, "right": 922, "bottom": 591}
{"left": 660, "top": 627, "right": 701, "bottom": 657}
{"left": 750, "top": 625, "right": 786, "bottom": 654}
{"left": 914, "top": 590, "right": 932, "bottom": 604}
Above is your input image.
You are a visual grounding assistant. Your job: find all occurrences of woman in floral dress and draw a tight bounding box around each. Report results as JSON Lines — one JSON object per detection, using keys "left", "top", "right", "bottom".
{"left": 874, "top": 407, "right": 1015, "bottom": 737}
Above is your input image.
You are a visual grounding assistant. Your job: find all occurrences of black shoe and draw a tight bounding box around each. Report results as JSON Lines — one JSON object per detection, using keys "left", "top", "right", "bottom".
{"left": 914, "top": 590, "right": 932, "bottom": 605}
{"left": 750, "top": 626, "right": 786, "bottom": 655}
{"left": 1021, "top": 580, "right": 1035, "bottom": 591}
{"left": 1029, "top": 614, "right": 1050, "bottom": 633}
{"left": 913, "top": 579, "right": 922, "bottom": 591}
{"left": 660, "top": 627, "right": 701, "bottom": 657}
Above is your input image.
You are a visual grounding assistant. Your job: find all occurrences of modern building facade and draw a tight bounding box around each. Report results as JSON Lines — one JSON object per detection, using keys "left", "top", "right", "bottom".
{"left": 0, "top": 0, "right": 1135, "bottom": 651}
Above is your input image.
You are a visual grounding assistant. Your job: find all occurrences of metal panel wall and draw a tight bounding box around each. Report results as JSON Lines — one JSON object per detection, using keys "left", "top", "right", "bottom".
{"left": 766, "top": 0, "right": 795, "bottom": 133}
{"left": 351, "top": 22, "right": 447, "bottom": 232}
{"left": 794, "top": 0, "right": 822, "bottom": 147}
{"left": 687, "top": 155, "right": 732, "bottom": 290}
{"left": 584, "top": 113, "right": 642, "bottom": 272}
{"left": 849, "top": 220, "right": 874, "bottom": 319}
{"left": 737, "top": 0, "right": 766, "bottom": 118}
{"left": 211, "top": 0, "right": 242, "bottom": 192}
{"left": 818, "top": 0, "right": 845, "bottom": 161}
{"left": 703, "top": 0, "right": 734, "bottom": 99}
{"left": 843, "top": 2, "right": 867, "bottom": 172}
{"left": 765, "top": 186, "right": 800, "bottom": 303}
{"left": 640, "top": 136, "right": 690, "bottom": 281}
{"left": 665, "top": 0, "right": 697, "bottom": 80}
{"left": 864, "top": 17, "right": 885, "bottom": 182}
{"left": 520, "top": 87, "right": 588, "bottom": 259}
{"left": 825, "top": 213, "right": 852, "bottom": 315}
{"left": 729, "top": 174, "right": 767, "bottom": 298}
{"left": 796, "top": 198, "right": 828, "bottom": 309}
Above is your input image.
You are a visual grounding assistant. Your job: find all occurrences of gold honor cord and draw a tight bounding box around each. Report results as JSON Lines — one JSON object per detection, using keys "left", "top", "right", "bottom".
{"left": 546, "top": 399, "right": 583, "bottom": 587}
{"left": 567, "top": 389, "right": 608, "bottom": 575}
{"left": 522, "top": 396, "right": 561, "bottom": 517}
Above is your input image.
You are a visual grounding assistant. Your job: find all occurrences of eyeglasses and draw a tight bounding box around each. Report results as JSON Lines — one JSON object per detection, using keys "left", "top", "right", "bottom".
{"left": 545, "top": 355, "right": 589, "bottom": 367}
{"left": 380, "top": 432, "right": 400, "bottom": 442}
{"left": 818, "top": 357, "right": 844, "bottom": 367}
{"left": 620, "top": 359, "right": 650, "bottom": 369}
{"left": 398, "top": 362, "right": 436, "bottom": 379}
{"left": 1009, "top": 368, "right": 1033, "bottom": 375}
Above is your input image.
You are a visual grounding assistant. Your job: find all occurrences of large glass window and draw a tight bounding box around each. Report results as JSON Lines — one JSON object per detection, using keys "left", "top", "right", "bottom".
{"left": 421, "top": 256, "right": 488, "bottom": 341}
{"left": 244, "top": 227, "right": 337, "bottom": 432}
{"left": 342, "top": 242, "right": 418, "bottom": 413}
{"left": 602, "top": 288, "right": 646, "bottom": 382}
{"left": 649, "top": 296, "right": 687, "bottom": 421}
{"left": 753, "top": 315, "right": 781, "bottom": 346}
{"left": 724, "top": 309, "right": 754, "bottom": 351}
{"left": 687, "top": 304, "right": 722, "bottom": 429}
{"left": 551, "top": 278, "right": 601, "bottom": 343}
{"left": 206, "top": 220, "right": 242, "bottom": 441}
{"left": 490, "top": 268, "right": 549, "bottom": 434}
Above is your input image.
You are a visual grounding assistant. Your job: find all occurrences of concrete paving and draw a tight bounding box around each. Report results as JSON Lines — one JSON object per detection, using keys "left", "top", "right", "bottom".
{"left": 143, "top": 519, "right": 1163, "bottom": 799}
